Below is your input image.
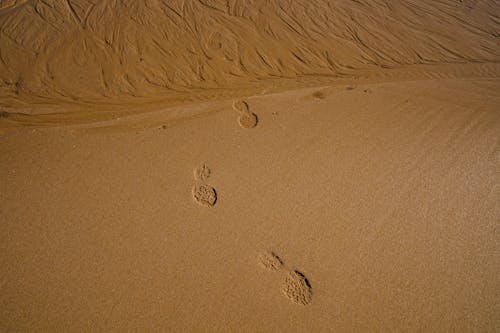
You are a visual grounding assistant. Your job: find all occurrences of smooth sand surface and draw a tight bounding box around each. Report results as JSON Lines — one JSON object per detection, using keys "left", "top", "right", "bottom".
{"left": 1, "top": 1, "right": 499, "bottom": 332}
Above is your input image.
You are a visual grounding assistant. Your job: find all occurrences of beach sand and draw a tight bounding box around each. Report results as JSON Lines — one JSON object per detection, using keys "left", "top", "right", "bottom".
{"left": 1, "top": 1, "right": 499, "bottom": 331}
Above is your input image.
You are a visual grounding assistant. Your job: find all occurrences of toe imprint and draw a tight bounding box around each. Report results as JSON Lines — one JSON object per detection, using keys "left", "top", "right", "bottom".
{"left": 194, "top": 164, "right": 211, "bottom": 181}
{"left": 233, "top": 100, "right": 250, "bottom": 113}
{"left": 258, "top": 251, "right": 284, "bottom": 271}
{"left": 282, "top": 270, "right": 313, "bottom": 305}
{"left": 192, "top": 183, "right": 217, "bottom": 207}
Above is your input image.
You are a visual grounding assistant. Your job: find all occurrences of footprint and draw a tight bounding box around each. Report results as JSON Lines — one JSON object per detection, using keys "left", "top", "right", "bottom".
{"left": 258, "top": 251, "right": 313, "bottom": 305}
{"left": 258, "top": 251, "right": 284, "bottom": 271}
{"left": 238, "top": 112, "right": 258, "bottom": 129}
{"left": 282, "top": 270, "right": 313, "bottom": 306}
{"left": 194, "top": 163, "right": 211, "bottom": 182}
{"left": 192, "top": 183, "right": 217, "bottom": 207}
{"left": 233, "top": 99, "right": 258, "bottom": 129}
{"left": 192, "top": 164, "right": 217, "bottom": 207}
{"left": 233, "top": 100, "right": 250, "bottom": 113}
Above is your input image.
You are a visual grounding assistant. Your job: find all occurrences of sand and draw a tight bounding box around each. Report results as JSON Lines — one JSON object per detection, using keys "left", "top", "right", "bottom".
{"left": 0, "top": 0, "right": 499, "bottom": 332}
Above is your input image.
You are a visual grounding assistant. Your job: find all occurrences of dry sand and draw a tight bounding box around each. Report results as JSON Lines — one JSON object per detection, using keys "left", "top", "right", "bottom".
{"left": 1, "top": 0, "right": 499, "bottom": 332}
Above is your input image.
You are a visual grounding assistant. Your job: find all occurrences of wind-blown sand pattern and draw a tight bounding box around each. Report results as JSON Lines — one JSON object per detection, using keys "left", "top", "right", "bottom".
{"left": 1, "top": 0, "right": 499, "bottom": 332}
{"left": 1, "top": 0, "right": 499, "bottom": 122}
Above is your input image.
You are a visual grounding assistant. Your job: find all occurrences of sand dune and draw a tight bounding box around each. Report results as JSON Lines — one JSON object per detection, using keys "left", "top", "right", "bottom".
{"left": 0, "top": 0, "right": 499, "bottom": 117}
{"left": 0, "top": 1, "right": 499, "bottom": 332}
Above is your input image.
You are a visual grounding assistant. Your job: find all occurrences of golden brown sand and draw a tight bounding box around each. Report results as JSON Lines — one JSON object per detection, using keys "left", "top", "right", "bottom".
{"left": 0, "top": 0, "right": 499, "bottom": 331}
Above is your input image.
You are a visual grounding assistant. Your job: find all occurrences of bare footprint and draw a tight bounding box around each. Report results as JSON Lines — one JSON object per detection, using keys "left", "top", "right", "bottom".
{"left": 282, "top": 270, "right": 313, "bottom": 305}
{"left": 194, "top": 163, "right": 211, "bottom": 182}
{"left": 233, "top": 99, "right": 258, "bottom": 129}
{"left": 192, "top": 183, "right": 217, "bottom": 207}
{"left": 258, "top": 251, "right": 284, "bottom": 271}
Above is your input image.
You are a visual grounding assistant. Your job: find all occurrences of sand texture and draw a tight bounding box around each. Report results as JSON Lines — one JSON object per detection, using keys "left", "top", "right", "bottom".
{"left": 0, "top": 0, "right": 499, "bottom": 332}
